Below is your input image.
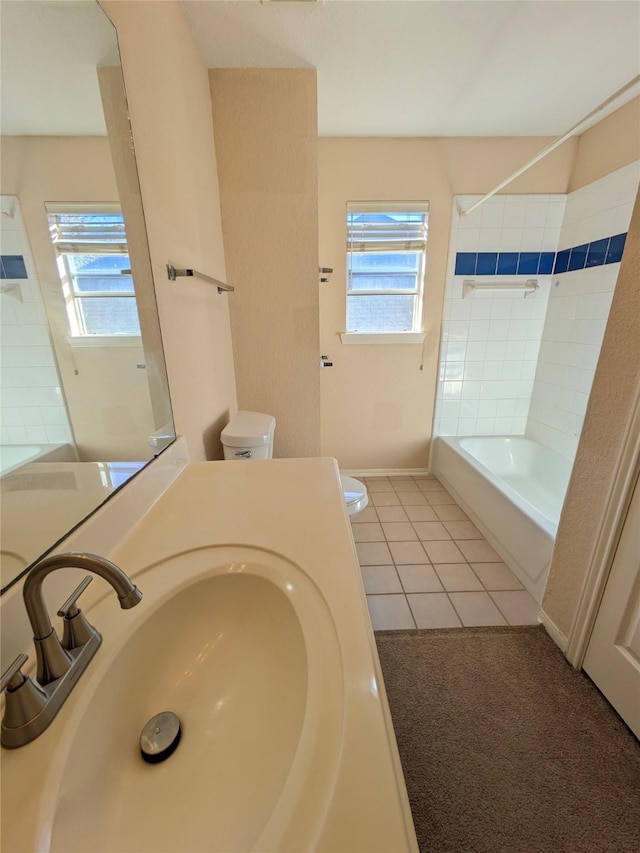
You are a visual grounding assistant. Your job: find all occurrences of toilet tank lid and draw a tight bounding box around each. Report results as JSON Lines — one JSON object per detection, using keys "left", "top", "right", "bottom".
{"left": 221, "top": 411, "right": 276, "bottom": 447}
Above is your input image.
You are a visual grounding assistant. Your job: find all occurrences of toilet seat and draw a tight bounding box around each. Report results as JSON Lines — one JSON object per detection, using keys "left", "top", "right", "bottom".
{"left": 340, "top": 474, "right": 368, "bottom": 516}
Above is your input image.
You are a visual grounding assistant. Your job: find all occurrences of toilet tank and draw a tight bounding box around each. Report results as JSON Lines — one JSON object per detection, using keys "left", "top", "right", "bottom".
{"left": 221, "top": 411, "right": 276, "bottom": 460}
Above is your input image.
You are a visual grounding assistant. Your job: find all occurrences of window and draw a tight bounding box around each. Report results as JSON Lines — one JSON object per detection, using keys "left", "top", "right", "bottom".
{"left": 47, "top": 204, "right": 141, "bottom": 338}
{"left": 346, "top": 202, "right": 428, "bottom": 335}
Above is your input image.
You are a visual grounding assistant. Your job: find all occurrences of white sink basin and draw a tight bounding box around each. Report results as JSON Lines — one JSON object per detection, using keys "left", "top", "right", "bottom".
{"left": 41, "top": 547, "right": 344, "bottom": 852}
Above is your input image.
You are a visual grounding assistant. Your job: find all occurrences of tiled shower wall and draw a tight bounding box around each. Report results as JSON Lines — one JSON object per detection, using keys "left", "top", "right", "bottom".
{"left": 526, "top": 162, "right": 640, "bottom": 458}
{"left": 433, "top": 195, "right": 564, "bottom": 436}
{"left": 0, "top": 196, "right": 73, "bottom": 446}
{"left": 434, "top": 165, "right": 638, "bottom": 453}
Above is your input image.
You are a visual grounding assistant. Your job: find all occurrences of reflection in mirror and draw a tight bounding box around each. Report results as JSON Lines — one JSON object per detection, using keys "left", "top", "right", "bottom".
{"left": 0, "top": 1, "right": 175, "bottom": 592}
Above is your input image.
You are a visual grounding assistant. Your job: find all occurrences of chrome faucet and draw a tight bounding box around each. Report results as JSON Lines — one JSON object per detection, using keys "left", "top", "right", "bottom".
{"left": 1, "top": 552, "right": 142, "bottom": 748}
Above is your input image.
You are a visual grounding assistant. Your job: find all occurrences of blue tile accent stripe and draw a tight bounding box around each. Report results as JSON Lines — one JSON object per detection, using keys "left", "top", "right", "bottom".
{"left": 606, "top": 233, "right": 627, "bottom": 265}
{"left": 0, "top": 255, "right": 28, "bottom": 279}
{"left": 454, "top": 233, "right": 627, "bottom": 277}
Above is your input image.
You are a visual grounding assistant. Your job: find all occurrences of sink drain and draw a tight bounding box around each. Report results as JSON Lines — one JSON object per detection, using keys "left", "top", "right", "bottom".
{"left": 140, "top": 711, "right": 181, "bottom": 763}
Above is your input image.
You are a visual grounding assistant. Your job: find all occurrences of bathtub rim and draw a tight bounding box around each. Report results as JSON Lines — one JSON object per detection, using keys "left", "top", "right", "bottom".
{"left": 432, "top": 435, "right": 562, "bottom": 539}
{"left": 0, "top": 442, "right": 74, "bottom": 478}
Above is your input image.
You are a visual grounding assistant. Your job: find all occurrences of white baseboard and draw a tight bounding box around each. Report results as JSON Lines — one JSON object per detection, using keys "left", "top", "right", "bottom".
{"left": 341, "top": 468, "right": 432, "bottom": 478}
{"left": 538, "top": 609, "right": 569, "bottom": 653}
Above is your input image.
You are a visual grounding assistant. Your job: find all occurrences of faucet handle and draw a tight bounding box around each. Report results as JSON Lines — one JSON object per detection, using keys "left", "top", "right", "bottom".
{"left": 1, "top": 653, "right": 30, "bottom": 693}
{"left": 57, "top": 576, "right": 99, "bottom": 650}
{"left": 57, "top": 575, "right": 93, "bottom": 619}
{"left": 1, "top": 654, "right": 47, "bottom": 738}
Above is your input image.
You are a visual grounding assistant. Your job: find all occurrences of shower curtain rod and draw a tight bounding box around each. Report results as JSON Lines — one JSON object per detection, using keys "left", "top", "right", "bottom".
{"left": 459, "top": 74, "right": 640, "bottom": 218}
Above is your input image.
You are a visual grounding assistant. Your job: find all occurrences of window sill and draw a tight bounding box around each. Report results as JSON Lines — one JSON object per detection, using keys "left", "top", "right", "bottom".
{"left": 340, "top": 331, "right": 426, "bottom": 345}
{"left": 67, "top": 335, "right": 142, "bottom": 348}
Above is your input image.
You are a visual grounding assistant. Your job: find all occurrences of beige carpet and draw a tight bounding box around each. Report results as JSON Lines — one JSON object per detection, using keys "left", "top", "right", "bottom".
{"left": 375, "top": 625, "right": 640, "bottom": 853}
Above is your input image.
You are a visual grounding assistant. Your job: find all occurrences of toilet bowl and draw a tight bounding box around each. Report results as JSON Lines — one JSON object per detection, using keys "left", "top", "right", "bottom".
{"left": 340, "top": 474, "right": 369, "bottom": 516}
{"left": 221, "top": 411, "right": 369, "bottom": 516}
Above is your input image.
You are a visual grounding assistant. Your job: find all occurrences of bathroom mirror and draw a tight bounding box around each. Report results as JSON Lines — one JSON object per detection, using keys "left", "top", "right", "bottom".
{"left": 0, "top": 1, "right": 175, "bottom": 592}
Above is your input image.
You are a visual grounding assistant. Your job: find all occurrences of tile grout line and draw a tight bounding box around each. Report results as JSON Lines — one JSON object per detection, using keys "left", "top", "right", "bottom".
{"left": 359, "top": 474, "right": 537, "bottom": 629}
{"left": 486, "top": 590, "right": 512, "bottom": 625}
{"left": 444, "top": 591, "right": 465, "bottom": 628}
{"left": 486, "top": 588, "right": 524, "bottom": 627}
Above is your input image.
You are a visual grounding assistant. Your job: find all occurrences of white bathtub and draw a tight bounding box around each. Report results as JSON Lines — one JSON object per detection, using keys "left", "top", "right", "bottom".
{"left": 0, "top": 443, "right": 76, "bottom": 477}
{"left": 431, "top": 436, "right": 573, "bottom": 601}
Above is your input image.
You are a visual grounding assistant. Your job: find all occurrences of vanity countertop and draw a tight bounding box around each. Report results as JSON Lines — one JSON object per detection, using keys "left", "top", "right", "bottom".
{"left": 1, "top": 456, "right": 418, "bottom": 852}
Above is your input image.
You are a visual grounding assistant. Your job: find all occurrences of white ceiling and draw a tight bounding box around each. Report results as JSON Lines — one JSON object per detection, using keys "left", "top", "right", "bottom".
{"left": 1, "top": 1, "right": 638, "bottom": 138}
{"left": 182, "top": 0, "right": 640, "bottom": 137}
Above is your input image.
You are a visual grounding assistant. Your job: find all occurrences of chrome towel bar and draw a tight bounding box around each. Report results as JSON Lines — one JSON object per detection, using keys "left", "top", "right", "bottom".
{"left": 167, "top": 264, "right": 234, "bottom": 294}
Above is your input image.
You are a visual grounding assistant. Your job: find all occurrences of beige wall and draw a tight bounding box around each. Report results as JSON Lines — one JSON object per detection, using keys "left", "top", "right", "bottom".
{"left": 569, "top": 96, "right": 640, "bottom": 191}
{"left": 0, "top": 135, "right": 154, "bottom": 460}
{"left": 209, "top": 68, "right": 321, "bottom": 458}
{"left": 102, "top": 0, "right": 237, "bottom": 461}
{"left": 318, "top": 137, "right": 577, "bottom": 469}
{"left": 542, "top": 188, "right": 639, "bottom": 638}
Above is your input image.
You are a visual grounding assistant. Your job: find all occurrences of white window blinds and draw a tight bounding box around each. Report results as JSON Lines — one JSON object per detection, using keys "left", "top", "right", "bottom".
{"left": 346, "top": 202, "right": 429, "bottom": 254}
{"left": 47, "top": 203, "right": 128, "bottom": 254}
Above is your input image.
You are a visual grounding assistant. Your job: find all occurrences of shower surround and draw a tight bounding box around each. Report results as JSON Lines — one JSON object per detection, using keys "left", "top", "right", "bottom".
{"left": 434, "top": 161, "right": 639, "bottom": 461}
{"left": 431, "top": 163, "right": 639, "bottom": 600}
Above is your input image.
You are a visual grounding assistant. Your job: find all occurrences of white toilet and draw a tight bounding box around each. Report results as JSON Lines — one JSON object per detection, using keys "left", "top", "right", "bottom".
{"left": 221, "top": 411, "right": 275, "bottom": 460}
{"left": 221, "top": 411, "right": 368, "bottom": 516}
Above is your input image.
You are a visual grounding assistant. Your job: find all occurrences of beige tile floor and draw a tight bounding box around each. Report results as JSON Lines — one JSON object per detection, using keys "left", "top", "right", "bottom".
{"left": 352, "top": 474, "right": 540, "bottom": 630}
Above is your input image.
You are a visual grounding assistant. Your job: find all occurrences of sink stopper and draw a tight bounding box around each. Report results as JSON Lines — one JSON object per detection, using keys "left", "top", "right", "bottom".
{"left": 140, "top": 711, "right": 181, "bottom": 763}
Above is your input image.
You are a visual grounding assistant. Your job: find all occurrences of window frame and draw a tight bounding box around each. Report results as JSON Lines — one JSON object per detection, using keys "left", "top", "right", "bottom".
{"left": 46, "top": 202, "right": 141, "bottom": 342}
{"left": 344, "top": 201, "right": 429, "bottom": 341}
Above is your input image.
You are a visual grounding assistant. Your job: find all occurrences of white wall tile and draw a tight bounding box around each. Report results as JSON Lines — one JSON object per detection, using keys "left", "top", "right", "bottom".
{"left": 456, "top": 229, "right": 480, "bottom": 251}
{"left": 477, "top": 399, "right": 498, "bottom": 418}
{"left": 450, "top": 298, "right": 473, "bottom": 321}
{"left": 458, "top": 208, "right": 483, "bottom": 229}
{"left": 498, "top": 228, "right": 524, "bottom": 252}
{"left": 466, "top": 341, "right": 487, "bottom": 361}
{"left": 477, "top": 228, "right": 502, "bottom": 251}
{"left": 475, "top": 417, "right": 496, "bottom": 434}
{"left": 445, "top": 341, "right": 467, "bottom": 361}
{"left": 525, "top": 161, "right": 639, "bottom": 461}
{"left": 521, "top": 227, "right": 545, "bottom": 250}
{"left": 490, "top": 300, "right": 512, "bottom": 320}
{"left": 1, "top": 195, "right": 72, "bottom": 448}
{"left": 504, "top": 340, "right": 528, "bottom": 360}
{"left": 488, "top": 319, "right": 510, "bottom": 340}
{"left": 545, "top": 202, "right": 566, "bottom": 229}
{"left": 462, "top": 361, "right": 484, "bottom": 381}
{"left": 460, "top": 400, "right": 479, "bottom": 419}
{"left": 457, "top": 417, "right": 477, "bottom": 434}
{"left": 435, "top": 178, "right": 634, "bottom": 448}
{"left": 461, "top": 380, "right": 481, "bottom": 400}
{"left": 495, "top": 417, "right": 514, "bottom": 434}
{"left": 485, "top": 340, "right": 507, "bottom": 361}
{"left": 470, "top": 298, "right": 493, "bottom": 319}
{"left": 502, "top": 203, "right": 527, "bottom": 228}
{"left": 524, "top": 203, "right": 548, "bottom": 228}
{"left": 482, "top": 361, "right": 503, "bottom": 380}
{"left": 507, "top": 319, "right": 529, "bottom": 340}
{"left": 439, "top": 418, "right": 458, "bottom": 434}
{"left": 501, "top": 362, "right": 521, "bottom": 381}
{"left": 480, "top": 202, "right": 505, "bottom": 228}
{"left": 440, "top": 400, "right": 461, "bottom": 419}
{"left": 510, "top": 298, "right": 534, "bottom": 320}
{"left": 496, "top": 398, "right": 517, "bottom": 416}
{"left": 442, "top": 381, "right": 463, "bottom": 400}
{"left": 468, "top": 320, "right": 490, "bottom": 341}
